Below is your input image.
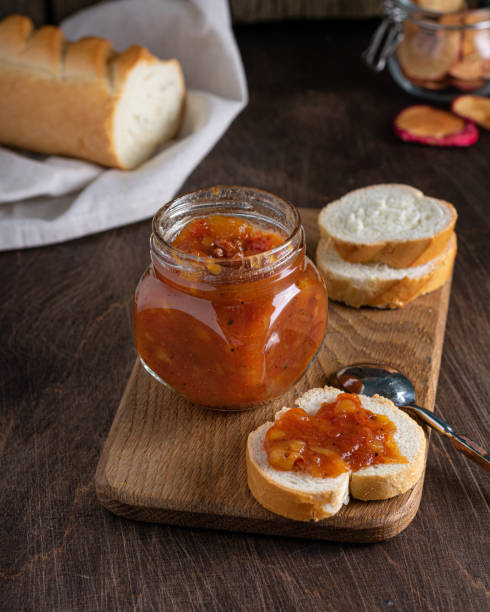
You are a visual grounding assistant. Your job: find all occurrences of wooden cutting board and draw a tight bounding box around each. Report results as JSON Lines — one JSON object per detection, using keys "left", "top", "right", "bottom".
{"left": 95, "top": 209, "right": 452, "bottom": 543}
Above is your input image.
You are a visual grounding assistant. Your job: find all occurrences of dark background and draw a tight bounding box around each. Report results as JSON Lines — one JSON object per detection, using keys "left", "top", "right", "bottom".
{"left": 1, "top": 11, "right": 489, "bottom": 612}
{"left": 0, "top": 0, "right": 383, "bottom": 25}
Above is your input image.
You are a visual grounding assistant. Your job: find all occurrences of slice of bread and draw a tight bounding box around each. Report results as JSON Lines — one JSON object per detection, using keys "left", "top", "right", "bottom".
{"left": 247, "top": 386, "right": 426, "bottom": 521}
{"left": 318, "top": 184, "right": 457, "bottom": 268}
{"left": 316, "top": 233, "right": 457, "bottom": 309}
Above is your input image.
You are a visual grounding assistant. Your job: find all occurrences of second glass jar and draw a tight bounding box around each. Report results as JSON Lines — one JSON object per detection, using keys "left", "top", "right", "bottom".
{"left": 133, "top": 186, "right": 328, "bottom": 410}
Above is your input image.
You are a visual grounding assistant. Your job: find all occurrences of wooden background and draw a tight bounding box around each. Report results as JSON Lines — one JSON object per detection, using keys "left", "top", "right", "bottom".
{"left": 1, "top": 15, "right": 489, "bottom": 612}
{"left": 0, "top": 0, "right": 382, "bottom": 25}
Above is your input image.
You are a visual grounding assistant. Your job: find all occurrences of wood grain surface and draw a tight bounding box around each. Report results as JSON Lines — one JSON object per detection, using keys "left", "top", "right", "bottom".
{"left": 95, "top": 208, "right": 450, "bottom": 543}
{"left": 0, "top": 0, "right": 382, "bottom": 24}
{"left": 1, "top": 19, "right": 489, "bottom": 612}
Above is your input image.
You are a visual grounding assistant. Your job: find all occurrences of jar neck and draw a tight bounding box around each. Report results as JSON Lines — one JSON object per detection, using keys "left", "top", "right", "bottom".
{"left": 150, "top": 186, "right": 305, "bottom": 285}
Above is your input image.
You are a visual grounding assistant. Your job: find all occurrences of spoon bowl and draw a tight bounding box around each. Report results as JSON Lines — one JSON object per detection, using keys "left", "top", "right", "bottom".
{"left": 331, "top": 363, "right": 416, "bottom": 407}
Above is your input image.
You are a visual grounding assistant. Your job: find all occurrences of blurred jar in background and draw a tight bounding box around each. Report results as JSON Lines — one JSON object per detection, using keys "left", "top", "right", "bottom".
{"left": 364, "top": 0, "right": 490, "bottom": 101}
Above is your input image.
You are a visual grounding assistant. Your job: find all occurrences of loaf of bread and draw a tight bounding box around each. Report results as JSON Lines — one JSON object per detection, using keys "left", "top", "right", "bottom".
{"left": 0, "top": 15, "right": 185, "bottom": 169}
{"left": 316, "top": 233, "right": 457, "bottom": 309}
{"left": 246, "top": 386, "right": 426, "bottom": 522}
{"left": 318, "top": 184, "right": 457, "bottom": 268}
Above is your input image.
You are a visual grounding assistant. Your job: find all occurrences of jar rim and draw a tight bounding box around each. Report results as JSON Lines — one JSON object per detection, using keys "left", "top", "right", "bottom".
{"left": 392, "top": 1, "right": 490, "bottom": 30}
{"left": 151, "top": 185, "right": 303, "bottom": 269}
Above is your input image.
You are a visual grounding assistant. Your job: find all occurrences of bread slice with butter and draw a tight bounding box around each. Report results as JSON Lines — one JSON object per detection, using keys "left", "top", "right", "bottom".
{"left": 318, "top": 184, "right": 457, "bottom": 269}
{"left": 246, "top": 386, "right": 426, "bottom": 522}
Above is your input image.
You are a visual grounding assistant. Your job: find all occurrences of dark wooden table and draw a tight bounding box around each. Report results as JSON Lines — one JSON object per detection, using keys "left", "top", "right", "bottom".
{"left": 1, "top": 19, "right": 489, "bottom": 612}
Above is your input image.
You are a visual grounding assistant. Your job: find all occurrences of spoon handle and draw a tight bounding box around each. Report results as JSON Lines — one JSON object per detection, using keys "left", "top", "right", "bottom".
{"left": 406, "top": 404, "right": 490, "bottom": 473}
{"left": 405, "top": 404, "right": 454, "bottom": 436}
{"left": 451, "top": 435, "right": 490, "bottom": 473}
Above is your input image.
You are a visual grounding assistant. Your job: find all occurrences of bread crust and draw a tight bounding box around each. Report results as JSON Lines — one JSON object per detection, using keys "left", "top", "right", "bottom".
{"left": 0, "top": 14, "right": 33, "bottom": 57}
{"left": 316, "top": 233, "right": 457, "bottom": 309}
{"left": 246, "top": 435, "right": 348, "bottom": 522}
{"left": 247, "top": 387, "right": 427, "bottom": 521}
{"left": 350, "top": 447, "right": 426, "bottom": 500}
{"left": 0, "top": 15, "right": 185, "bottom": 169}
{"left": 322, "top": 218, "right": 456, "bottom": 269}
{"left": 64, "top": 37, "right": 114, "bottom": 80}
{"left": 318, "top": 185, "right": 458, "bottom": 268}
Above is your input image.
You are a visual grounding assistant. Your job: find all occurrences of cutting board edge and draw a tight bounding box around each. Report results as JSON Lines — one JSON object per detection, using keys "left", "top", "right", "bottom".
{"left": 95, "top": 444, "right": 427, "bottom": 543}
{"left": 95, "top": 482, "right": 424, "bottom": 544}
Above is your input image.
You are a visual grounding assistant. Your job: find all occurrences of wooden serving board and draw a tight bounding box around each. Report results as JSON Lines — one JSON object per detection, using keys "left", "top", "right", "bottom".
{"left": 95, "top": 209, "right": 452, "bottom": 543}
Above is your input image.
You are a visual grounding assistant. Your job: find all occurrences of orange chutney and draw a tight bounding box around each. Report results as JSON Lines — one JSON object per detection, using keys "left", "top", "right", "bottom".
{"left": 265, "top": 393, "right": 407, "bottom": 477}
{"left": 171, "top": 214, "right": 284, "bottom": 258}
{"left": 133, "top": 198, "right": 327, "bottom": 409}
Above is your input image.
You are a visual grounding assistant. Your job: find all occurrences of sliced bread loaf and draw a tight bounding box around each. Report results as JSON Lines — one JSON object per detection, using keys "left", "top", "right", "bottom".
{"left": 318, "top": 184, "right": 457, "bottom": 268}
{"left": 316, "top": 232, "right": 457, "bottom": 309}
{"left": 246, "top": 386, "right": 426, "bottom": 521}
{"left": 0, "top": 15, "right": 185, "bottom": 169}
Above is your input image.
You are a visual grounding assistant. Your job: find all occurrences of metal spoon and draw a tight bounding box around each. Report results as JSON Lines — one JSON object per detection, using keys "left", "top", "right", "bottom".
{"left": 330, "top": 363, "right": 489, "bottom": 473}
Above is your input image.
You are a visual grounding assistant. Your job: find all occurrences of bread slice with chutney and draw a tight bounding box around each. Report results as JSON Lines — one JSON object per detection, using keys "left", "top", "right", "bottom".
{"left": 246, "top": 386, "right": 426, "bottom": 521}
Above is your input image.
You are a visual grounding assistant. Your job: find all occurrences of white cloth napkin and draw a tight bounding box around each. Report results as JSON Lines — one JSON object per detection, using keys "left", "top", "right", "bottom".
{"left": 0, "top": 0, "right": 248, "bottom": 251}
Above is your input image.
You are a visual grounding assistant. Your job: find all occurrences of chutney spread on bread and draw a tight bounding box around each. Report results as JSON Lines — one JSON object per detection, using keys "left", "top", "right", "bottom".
{"left": 265, "top": 393, "right": 407, "bottom": 478}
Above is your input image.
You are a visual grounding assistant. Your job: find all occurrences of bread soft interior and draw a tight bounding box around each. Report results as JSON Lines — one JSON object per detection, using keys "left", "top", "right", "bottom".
{"left": 114, "top": 59, "right": 184, "bottom": 169}
{"left": 319, "top": 184, "right": 454, "bottom": 243}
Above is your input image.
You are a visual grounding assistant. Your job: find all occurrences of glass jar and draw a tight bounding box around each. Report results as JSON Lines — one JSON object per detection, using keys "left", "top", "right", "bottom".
{"left": 364, "top": 1, "right": 490, "bottom": 101}
{"left": 133, "top": 186, "right": 328, "bottom": 410}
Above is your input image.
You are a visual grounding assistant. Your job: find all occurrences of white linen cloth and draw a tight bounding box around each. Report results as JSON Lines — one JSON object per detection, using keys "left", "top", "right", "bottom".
{"left": 0, "top": 0, "right": 248, "bottom": 251}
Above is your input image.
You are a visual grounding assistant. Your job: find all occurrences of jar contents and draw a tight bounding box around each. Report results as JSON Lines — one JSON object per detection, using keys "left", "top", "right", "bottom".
{"left": 171, "top": 214, "right": 284, "bottom": 258}
{"left": 395, "top": 10, "right": 490, "bottom": 93}
{"left": 265, "top": 393, "right": 407, "bottom": 478}
{"left": 133, "top": 212, "right": 327, "bottom": 408}
{"left": 364, "top": 3, "right": 490, "bottom": 100}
